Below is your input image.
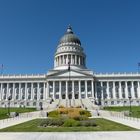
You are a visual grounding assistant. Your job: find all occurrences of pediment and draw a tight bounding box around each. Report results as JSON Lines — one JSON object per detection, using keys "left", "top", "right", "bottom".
{"left": 47, "top": 69, "right": 93, "bottom": 78}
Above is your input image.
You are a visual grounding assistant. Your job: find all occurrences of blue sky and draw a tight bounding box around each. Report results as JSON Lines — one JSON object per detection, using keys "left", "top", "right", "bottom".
{"left": 0, "top": 0, "right": 140, "bottom": 74}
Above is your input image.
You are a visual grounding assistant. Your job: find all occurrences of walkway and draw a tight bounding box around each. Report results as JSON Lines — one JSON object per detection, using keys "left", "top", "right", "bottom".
{"left": 0, "top": 111, "right": 46, "bottom": 129}
{"left": 99, "top": 110, "right": 140, "bottom": 129}
{"left": 1, "top": 109, "right": 140, "bottom": 130}
{"left": 0, "top": 109, "right": 140, "bottom": 140}
{"left": 0, "top": 132, "right": 140, "bottom": 140}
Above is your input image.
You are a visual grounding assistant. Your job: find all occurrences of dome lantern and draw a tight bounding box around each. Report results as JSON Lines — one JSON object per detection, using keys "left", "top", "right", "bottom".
{"left": 66, "top": 25, "right": 73, "bottom": 34}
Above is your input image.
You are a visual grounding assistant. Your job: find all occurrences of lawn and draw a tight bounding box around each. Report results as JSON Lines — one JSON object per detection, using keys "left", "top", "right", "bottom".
{"left": 0, "top": 118, "right": 137, "bottom": 132}
{"left": 103, "top": 106, "right": 140, "bottom": 118}
{"left": 0, "top": 108, "right": 36, "bottom": 120}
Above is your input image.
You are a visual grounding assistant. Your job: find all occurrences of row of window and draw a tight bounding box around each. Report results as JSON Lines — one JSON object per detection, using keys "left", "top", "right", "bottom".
{"left": 97, "top": 87, "right": 139, "bottom": 99}
{"left": 1, "top": 94, "right": 44, "bottom": 100}
{"left": 0, "top": 101, "right": 43, "bottom": 107}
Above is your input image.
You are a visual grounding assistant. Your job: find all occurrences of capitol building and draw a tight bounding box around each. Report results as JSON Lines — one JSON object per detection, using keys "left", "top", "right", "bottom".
{"left": 0, "top": 26, "right": 140, "bottom": 109}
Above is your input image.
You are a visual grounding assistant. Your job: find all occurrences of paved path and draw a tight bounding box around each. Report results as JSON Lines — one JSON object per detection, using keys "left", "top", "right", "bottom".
{"left": 0, "top": 110, "right": 140, "bottom": 140}
{"left": 1, "top": 109, "right": 140, "bottom": 130}
{"left": 0, "top": 111, "right": 44, "bottom": 129}
{"left": 99, "top": 110, "right": 140, "bottom": 129}
{"left": 103, "top": 116, "right": 140, "bottom": 129}
{"left": 0, "top": 132, "right": 140, "bottom": 140}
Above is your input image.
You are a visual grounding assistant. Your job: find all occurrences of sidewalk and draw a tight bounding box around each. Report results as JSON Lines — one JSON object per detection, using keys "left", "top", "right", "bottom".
{"left": 0, "top": 132, "right": 140, "bottom": 140}
{"left": 1, "top": 109, "right": 140, "bottom": 130}
{"left": 99, "top": 110, "right": 140, "bottom": 129}
{"left": 0, "top": 111, "right": 42, "bottom": 129}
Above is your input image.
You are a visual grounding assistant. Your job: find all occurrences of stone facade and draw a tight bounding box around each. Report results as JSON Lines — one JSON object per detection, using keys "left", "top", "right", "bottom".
{"left": 0, "top": 26, "right": 140, "bottom": 108}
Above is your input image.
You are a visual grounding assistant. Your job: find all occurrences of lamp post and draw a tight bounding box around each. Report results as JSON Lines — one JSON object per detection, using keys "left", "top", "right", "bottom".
{"left": 7, "top": 96, "right": 12, "bottom": 116}
{"left": 128, "top": 95, "right": 132, "bottom": 116}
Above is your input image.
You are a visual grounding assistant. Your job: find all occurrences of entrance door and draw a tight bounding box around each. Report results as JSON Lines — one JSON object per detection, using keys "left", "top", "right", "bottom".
{"left": 62, "top": 94, "right": 65, "bottom": 99}
{"left": 75, "top": 94, "right": 78, "bottom": 99}
{"left": 68, "top": 94, "right": 72, "bottom": 99}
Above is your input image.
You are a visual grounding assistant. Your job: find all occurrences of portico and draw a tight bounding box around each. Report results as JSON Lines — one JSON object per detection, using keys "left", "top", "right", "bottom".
{"left": 46, "top": 80, "right": 94, "bottom": 100}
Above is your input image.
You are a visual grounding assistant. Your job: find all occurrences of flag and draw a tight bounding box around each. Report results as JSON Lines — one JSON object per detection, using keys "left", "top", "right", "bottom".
{"left": 138, "top": 63, "right": 140, "bottom": 67}
{"left": 68, "top": 61, "right": 70, "bottom": 71}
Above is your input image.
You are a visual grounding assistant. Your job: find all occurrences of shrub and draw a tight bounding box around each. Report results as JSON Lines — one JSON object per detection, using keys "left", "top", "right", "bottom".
{"left": 48, "top": 110, "right": 59, "bottom": 118}
{"left": 80, "top": 120, "right": 97, "bottom": 127}
{"left": 39, "top": 119, "right": 55, "bottom": 127}
{"left": 59, "top": 105, "right": 65, "bottom": 108}
{"left": 76, "top": 116, "right": 88, "bottom": 121}
{"left": 63, "top": 119, "right": 80, "bottom": 127}
{"left": 68, "top": 110, "right": 79, "bottom": 119}
{"left": 79, "top": 110, "right": 91, "bottom": 117}
{"left": 39, "top": 118, "right": 65, "bottom": 127}
{"left": 58, "top": 108, "right": 68, "bottom": 114}
{"left": 52, "top": 118, "right": 65, "bottom": 126}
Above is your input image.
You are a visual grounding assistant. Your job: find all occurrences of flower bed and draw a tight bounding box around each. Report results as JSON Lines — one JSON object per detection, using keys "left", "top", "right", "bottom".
{"left": 40, "top": 108, "right": 95, "bottom": 127}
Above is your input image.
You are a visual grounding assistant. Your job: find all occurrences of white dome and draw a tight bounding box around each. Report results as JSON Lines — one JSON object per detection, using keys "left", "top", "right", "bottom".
{"left": 54, "top": 26, "right": 86, "bottom": 70}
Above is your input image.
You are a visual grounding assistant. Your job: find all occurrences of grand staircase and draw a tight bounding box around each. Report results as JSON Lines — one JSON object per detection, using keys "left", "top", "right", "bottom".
{"left": 43, "top": 98, "right": 99, "bottom": 111}
{"left": 81, "top": 98, "right": 99, "bottom": 110}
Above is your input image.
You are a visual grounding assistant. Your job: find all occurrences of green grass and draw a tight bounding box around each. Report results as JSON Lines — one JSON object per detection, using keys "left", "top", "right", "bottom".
{"left": 0, "top": 108, "right": 36, "bottom": 120}
{"left": 103, "top": 106, "right": 140, "bottom": 118}
{"left": 0, "top": 118, "right": 137, "bottom": 132}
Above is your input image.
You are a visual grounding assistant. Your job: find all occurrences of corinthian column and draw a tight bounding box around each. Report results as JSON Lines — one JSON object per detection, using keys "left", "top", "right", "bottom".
{"left": 25, "top": 83, "right": 27, "bottom": 101}
{"left": 106, "top": 82, "right": 109, "bottom": 99}
{"left": 79, "top": 81, "right": 81, "bottom": 99}
{"left": 53, "top": 81, "right": 55, "bottom": 100}
{"left": 131, "top": 81, "right": 135, "bottom": 99}
{"left": 91, "top": 80, "right": 94, "bottom": 99}
{"left": 138, "top": 81, "right": 140, "bottom": 98}
{"left": 37, "top": 83, "right": 40, "bottom": 101}
{"left": 0, "top": 84, "right": 2, "bottom": 101}
{"left": 125, "top": 81, "right": 128, "bottom": 99}
{"left": 59, "top": 81, "right": 62, "bottom": 99}
{"left": 85, "top": 81, "right": 88, "bottom": 98}
{"left": 19, "top": 83, "right": 21, "bottom": 100}
{"left": 119, "top": 81, "right": 122, "bottom": 99}
{"left": 72, "top": 81, "right": 74, "bottom": 99}
{"left": 43, "top": 82, "right": 46, "bottom": 100}
{"left": 113, "top": 81, "right": 116, "bottom": 99}
{"left": 47, "top": 81, "right": 49, "bottom": 99}
{"left": 66, "top": 81, "right": 68, "bottom": 99}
